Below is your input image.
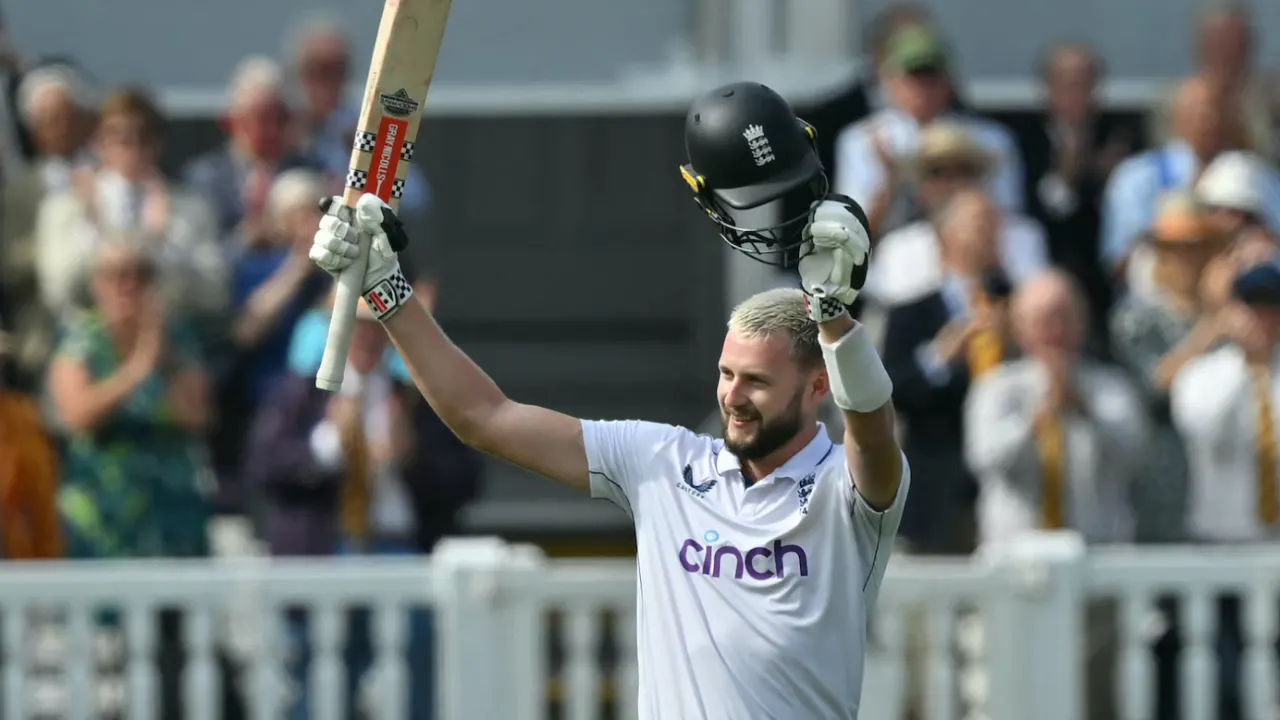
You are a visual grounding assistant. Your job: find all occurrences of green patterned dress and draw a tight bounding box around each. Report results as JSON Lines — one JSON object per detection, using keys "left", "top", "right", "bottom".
{"left": 54, "top": 312, "right": 212, "bottom": 559}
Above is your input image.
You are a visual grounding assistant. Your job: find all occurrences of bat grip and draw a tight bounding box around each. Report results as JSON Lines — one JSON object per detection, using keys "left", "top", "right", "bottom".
{"left": 316, "top": 222, "right": 372, "bottom": 392}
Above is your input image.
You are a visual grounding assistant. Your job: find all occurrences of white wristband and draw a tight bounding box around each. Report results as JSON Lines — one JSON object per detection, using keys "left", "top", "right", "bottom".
{"left": 821, "top": 322, "right": 893, "bottom": 412}
{"left": 363, "top": 265, "right": 415, "bottom": 322}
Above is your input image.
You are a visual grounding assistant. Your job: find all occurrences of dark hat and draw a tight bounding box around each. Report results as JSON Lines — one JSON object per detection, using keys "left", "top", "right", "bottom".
{"left": 881, "top": 26, "right": 949, "bottom": 75}
{"left": 1231, "top": 262, "right": 1280, "bottom": 307}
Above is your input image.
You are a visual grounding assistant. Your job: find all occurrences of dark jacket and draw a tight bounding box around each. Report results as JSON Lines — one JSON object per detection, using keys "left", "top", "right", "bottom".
{"left": 243, "top": 371, "right": 483, "bottom": 556}
{"left": 881, "top": 290, "right": 977, "bottom": 553}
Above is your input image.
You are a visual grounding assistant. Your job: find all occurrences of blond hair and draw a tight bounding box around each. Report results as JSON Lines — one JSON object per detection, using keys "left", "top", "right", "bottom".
{"left": 727, "top": 288, "right": 822, "bottom": 368}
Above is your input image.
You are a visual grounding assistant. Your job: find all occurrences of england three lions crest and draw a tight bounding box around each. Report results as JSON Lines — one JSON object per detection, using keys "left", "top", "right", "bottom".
{"left": 796, "top": 473, "right": 815, "bottom": 514}
{"left": 743, "top": 124, "right": 775, "bottom": 167}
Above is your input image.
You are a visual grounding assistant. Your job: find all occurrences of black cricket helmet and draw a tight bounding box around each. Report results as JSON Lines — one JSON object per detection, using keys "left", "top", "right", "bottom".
{"left": 680, "top": 81, "right": 827, "bottom": 267}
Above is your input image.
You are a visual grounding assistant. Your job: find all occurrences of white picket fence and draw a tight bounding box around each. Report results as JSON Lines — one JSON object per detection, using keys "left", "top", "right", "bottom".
{"left": 1, "top": 533, "right": 1279, "bottom": 720}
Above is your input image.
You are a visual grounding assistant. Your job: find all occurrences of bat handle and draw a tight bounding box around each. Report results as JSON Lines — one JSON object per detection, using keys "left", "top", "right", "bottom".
{"left": 316, "top": 211, "right": 371, "bottom": 392}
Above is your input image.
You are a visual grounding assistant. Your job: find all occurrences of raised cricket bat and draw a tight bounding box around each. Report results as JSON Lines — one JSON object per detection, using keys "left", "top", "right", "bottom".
{"left": 316, "top": 0, "right": 453, "bottom": 391}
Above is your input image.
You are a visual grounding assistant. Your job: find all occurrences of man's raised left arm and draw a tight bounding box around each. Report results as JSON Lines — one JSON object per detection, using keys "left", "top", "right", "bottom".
{"left": 799, "top": 196, "right": 903, "bottom": 510}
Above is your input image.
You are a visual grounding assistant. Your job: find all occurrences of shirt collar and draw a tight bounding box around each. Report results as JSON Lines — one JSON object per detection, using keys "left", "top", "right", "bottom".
{"left": 1160, "top": 139, "right": 1198, "bottom": 177}
{"left": 714, "top": 424, "right": 836, "bottom": 482}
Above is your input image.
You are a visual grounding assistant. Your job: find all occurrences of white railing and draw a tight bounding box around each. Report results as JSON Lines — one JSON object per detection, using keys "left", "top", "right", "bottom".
{"left": 2, "top": 533, "right": 1279, "bottom": 719}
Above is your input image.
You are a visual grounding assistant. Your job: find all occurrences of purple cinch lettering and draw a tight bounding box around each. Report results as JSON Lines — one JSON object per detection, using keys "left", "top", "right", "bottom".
{"left": 745, "top": 546, "right": 774, "bottom": 580}
{"left": 712, "top": 545, "right": 745, "bottom": 579}
{"left": 773, "top": 539, "right": 809, "bottom": 578}
{"left": 678, "top": 539, "right": 703, "bottom": 572}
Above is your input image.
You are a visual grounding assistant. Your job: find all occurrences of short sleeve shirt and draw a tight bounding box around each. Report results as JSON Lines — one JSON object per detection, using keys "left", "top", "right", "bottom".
{"left": 582, "top": 419, "right": 910, "bottom": 719}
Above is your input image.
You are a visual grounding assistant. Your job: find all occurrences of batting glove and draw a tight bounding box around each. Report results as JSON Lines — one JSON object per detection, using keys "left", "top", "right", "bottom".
{"left": 797, "top": 197, "right": 871, "bottom": 322}
{"left": 310, "top": 193, "right": 414, "bottom": 319}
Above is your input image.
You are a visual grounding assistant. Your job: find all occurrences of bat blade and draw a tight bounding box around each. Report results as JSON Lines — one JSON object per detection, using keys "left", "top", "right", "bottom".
{"left": 316, "top": 0, "right": 453, "bottom": 392}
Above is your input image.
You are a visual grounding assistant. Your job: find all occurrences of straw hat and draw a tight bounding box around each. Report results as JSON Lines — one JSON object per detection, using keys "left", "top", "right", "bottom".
{"left": 1147, "top": 190, "right": 1210, "bottom": 245}
{"left": 914, "top": 122, "right": 995, "bottom": 176}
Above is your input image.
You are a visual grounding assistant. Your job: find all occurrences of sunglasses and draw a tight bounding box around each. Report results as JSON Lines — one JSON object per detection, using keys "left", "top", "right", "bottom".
{"left": 99, "top": 263, "right": 155, "bottom": 284}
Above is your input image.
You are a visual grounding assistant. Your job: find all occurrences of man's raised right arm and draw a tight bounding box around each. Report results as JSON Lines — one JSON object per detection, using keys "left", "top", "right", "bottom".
{"left": 380, "top": 297, "right": 591, "bottom": 491}
{"left": 309, "top": 193, "right": 591, "bottom": 492}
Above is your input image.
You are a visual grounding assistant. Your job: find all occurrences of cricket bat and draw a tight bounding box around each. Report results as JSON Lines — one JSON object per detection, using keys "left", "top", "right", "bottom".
{"left": 316, "top": 0, "right": 453, "bottom": 391}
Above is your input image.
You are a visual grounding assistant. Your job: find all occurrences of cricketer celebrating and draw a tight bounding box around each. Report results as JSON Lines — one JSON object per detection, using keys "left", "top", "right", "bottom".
{"left": 309, "top": 81, "right": 909, "bottom": 719}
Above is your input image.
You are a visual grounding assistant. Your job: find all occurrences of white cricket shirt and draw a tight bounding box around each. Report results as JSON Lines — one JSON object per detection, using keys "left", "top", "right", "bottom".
{"left": 582, "top": 420, "right": 910, "bottom": 720}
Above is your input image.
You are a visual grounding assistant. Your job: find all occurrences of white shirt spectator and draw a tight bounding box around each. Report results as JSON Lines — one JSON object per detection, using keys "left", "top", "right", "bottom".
{"left": 1171, "top": 345, "right": 1280, "bottom": 543}
{"left": 965, "top": 359, "right": 1147, "bottom": 547}
{"left": 863, "top": 214, "right": 1049, "bottom": 307}
{"left": 582, "top": 419, "right": 909, "bottom": 719}
{"left": 834, "top": 108, "right": 1025, "bottom": 222}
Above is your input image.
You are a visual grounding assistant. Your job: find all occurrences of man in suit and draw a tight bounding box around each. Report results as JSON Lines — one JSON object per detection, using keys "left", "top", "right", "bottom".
{"left": 965, "top": 271, "right": 1148, "bottom": 720}
{"left": 183, "top": 56, "right": 324, "bottom": 238}
{"left": 1016, "top": 42, "right": 1142, "bottom": 355}
{"left": 880, "top": 189, "right": 1013, "bottom": 554}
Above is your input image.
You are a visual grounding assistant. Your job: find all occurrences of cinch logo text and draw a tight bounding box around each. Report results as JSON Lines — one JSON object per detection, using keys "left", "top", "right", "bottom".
{"left": 678, "top": 533, "right": 809, "bottom": 581}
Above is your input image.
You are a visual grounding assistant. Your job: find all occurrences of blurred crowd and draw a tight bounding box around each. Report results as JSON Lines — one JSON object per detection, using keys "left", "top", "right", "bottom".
{"left": 807, "top": 0, "right": 1280, "bottom": 555}
{"left": 807, "top": 3, "right": 1280, "bottom": 717}
{"left": 0, "top": 11, "right": 480, "bottom": 719}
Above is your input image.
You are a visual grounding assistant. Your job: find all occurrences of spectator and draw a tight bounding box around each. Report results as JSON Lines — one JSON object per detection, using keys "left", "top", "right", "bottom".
{"left": 880, "top": 189, "right": 1014, "bottom": 554}
{"left": 209, "top": 168, "right": 330, "bottom": 508}
{"left": 0, "top": 64, "right": 95, "bottom": 391}
{"left": 833, "top": 24, "right": 1024, "bottom": 237}
{"left": 287, "top": 13, "right": 430, "bottom": 220}
{"left": 1181, "top": 0, "right": 1275, "bottom": 160}
{"left": 1110, "top": 192, "right": 1225, "bottom": 543}
{"left": 1170, "top": 262, "right": 1280, "bottom": 720}
{"left": 863, "top": 123, "right": 1048, "bottom": 307}
{"left": 795, "top": 2, "right": 941, "bottom": 177}
{"left": 1018, "top": 42, "right": 1140, "bottom": 348}
{"left": 245, "top": 292, "right": 481, "bottom": 720}
{"left": 46, "top": 235, "right": 212, "bottom": 557}
{"left": 1102, "top": 76, "right": 1245, "bottom": 286}
{"left": 228, "top": 169, "right": 330, "bottom": 403}
{"left": 33, "top": 87, "right": 227, "bottom": 333}
{"left": 966, "top": 270, "right": 1147, "bottom": 547}
{"left": 0, "top": 327, "right": 61, "bottom": 560}
{"left": 183, "top": 56, "right": 323, "bottom": 237}
{"left": 44, "top": 234, "right": 241, "bottom": 717}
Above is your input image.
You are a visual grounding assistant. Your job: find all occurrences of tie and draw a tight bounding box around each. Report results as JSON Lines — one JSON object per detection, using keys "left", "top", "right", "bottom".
{"left": 1251, "top": 367, "right": 1280, "bottom": 526}
{"left": 967, "top": 290, "right": 1004, "bottom": 378}
{"left": 1035, "top": 410, "right": 1067, "bottom": 530}
{"left": 338, "top": 400, "right": 371, "bottom": 544}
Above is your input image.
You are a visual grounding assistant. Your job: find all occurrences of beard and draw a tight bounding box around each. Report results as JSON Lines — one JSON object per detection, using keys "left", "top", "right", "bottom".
{"left": 721, "top": 391, "right": 805, "bottom": 461}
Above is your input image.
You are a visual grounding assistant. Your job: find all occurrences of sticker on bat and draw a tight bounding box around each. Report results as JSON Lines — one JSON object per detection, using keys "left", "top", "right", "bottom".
{"left": 362, "top": 116, "right": 408, "bottom": 203}
{"left": 379, "top": 89, "right": 420, "bottom": 118}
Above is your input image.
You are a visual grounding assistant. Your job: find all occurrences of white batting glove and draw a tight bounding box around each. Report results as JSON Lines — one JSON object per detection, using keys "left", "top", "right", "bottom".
{"left": 310, "top": 193, "right": 414, "bottom": 320}
{"left": 797, "top": 198, "right": 871, "bottom": 322}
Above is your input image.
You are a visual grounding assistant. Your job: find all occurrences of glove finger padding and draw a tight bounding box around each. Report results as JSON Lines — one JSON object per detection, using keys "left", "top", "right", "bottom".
{"left": 316, "top": 215, "right": 360, "bottom": 258}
